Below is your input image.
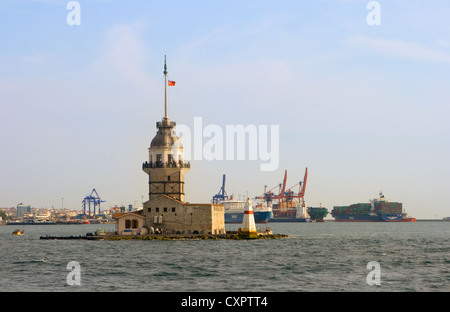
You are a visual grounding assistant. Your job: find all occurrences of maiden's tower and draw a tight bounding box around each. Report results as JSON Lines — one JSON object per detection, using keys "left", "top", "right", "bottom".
{"left": 142, "top": 56, "right": 225, "bottom": 235}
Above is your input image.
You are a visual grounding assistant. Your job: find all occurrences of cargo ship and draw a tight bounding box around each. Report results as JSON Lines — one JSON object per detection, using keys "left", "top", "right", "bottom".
{"left": 331, "top": 193, "right": 416, "bottom": 222}
{"left": 307, "top": 206, "right": 329, "bottom": 222}
{"left": 257, "top": 168, "right": 310, "bottom": 222}
{"left": 268, "top": 202, "right": 310, "bottom": 223}
{"left": 212, "top": 174, "right": 271, "bottom": 223}
{"left": 222, "top": 199, "right": 272, "bottom": 224}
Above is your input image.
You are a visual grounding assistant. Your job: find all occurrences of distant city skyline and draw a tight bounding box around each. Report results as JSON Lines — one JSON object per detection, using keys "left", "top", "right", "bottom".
{"left": 1, "top": 1, "right": 449, "bottom": 218}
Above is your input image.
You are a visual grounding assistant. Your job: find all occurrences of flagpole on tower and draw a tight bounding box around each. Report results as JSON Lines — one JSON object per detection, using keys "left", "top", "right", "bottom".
{"left": 164, "top": 55, "right": 168, "bottom": 121}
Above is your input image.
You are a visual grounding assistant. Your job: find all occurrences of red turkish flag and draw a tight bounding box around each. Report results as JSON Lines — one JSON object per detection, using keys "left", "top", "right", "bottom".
{"left": 168, "top": 80, "right": 176, "bottom": 86}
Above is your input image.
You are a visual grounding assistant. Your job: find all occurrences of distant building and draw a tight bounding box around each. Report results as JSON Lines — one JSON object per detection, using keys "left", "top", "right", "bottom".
{"left": 141, "top": 57, "right": 225, "bottom": 235}
{"left": 17, "top": 203, "right": 31, "bottom": 217}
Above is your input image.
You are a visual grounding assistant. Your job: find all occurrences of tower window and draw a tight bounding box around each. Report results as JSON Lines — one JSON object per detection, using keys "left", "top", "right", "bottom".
{"left": 156, "top": 154, "right": 162, "bottom": 163}
{"left": 168, "top": 175, "right": 170, "bottom": 181}
{"left": 156, "top": 207, "right": 159, "bottom": 212}
{"left": 172, "top": 207, "right": 176, "bottom": 212}
{"left": 147, "top": 207, "right": 151, "bottom": 212}
{"left": 164, "top": 207, "right": 167, "bottom": 212}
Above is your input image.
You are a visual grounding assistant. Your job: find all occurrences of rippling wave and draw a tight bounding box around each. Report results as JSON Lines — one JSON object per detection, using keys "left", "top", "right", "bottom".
{"left": 0, "top": 222, "right": 449, "bottom": 291}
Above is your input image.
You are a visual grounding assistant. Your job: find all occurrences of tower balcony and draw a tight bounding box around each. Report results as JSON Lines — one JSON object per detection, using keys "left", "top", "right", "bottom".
{"left": 156, "top": 120, "right": 176, "bottom": 129}
{"left": 142, "top": 161, "right": 191, "bottom": 170}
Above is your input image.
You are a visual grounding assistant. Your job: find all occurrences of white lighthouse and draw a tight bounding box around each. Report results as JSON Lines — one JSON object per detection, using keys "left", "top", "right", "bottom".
{"left": 239, "top": 198, "right": 258, "bottom": 238}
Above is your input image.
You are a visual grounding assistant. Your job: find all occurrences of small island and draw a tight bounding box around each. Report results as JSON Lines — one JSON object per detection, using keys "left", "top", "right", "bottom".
{"left": 40, "top": 231, "right": 289, "bottom": 241}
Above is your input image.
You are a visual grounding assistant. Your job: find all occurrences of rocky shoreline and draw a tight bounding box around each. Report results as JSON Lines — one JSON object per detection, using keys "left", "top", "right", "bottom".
{"left": 40, "top": 232, "right": 289, "bottom": 240}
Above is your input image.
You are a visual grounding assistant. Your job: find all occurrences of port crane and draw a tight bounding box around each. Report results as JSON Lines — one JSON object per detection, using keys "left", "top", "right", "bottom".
{"left": 256, "top": 168, "right": 308, "bottom": 218}
{"left": 212, "top": 174, "right": 229, "bottom": 204}
{"left": 82, "top": 189, "right": 105, "bottom": 216}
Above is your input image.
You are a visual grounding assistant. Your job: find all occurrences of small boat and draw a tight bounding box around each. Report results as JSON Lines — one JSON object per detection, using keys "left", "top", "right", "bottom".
{"left": 95, "top": 228, "right": 106, "bottom": 236}
{"left": 12, "top": 229, "right": 25, "bottom": 236}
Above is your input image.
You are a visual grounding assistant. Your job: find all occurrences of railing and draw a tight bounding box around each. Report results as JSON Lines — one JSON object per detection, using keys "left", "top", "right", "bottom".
{"left": 156, "top": 121, "right": 176, "bottom": 128}
{"left": 142, "top": 161, "right": 190, "bottom": 169}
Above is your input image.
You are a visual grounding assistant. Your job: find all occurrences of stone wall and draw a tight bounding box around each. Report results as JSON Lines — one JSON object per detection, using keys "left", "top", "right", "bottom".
{"left": 143, "top": 194, "right": 225, "bottom": 235}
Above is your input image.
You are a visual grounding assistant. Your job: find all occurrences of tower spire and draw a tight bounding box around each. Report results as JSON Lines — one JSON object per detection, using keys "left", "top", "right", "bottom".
{"left": 164, "top": 55, "right": 168, "bottom": 121}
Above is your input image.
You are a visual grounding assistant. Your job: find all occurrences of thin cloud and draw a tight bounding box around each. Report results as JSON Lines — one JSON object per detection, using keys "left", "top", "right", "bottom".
{"left": 104, "top": 22, "right": 149, "bottom": 83}
{"left": 346, "top": 36, "right": 450, "bottom": 64}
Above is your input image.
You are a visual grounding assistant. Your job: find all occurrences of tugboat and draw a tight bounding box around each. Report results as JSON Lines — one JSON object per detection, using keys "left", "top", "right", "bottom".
{"left": 12, "top": 229, "right": 25, "bottom": 235}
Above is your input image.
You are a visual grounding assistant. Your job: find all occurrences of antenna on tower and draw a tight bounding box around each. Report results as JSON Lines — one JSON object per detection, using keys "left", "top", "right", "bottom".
{"left": 164, "top": 55, "right": 169, "bottom": 121}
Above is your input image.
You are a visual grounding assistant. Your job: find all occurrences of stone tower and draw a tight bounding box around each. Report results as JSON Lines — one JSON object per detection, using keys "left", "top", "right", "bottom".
{"left": 142, "top": 56, "right": 190, "bottom": 202}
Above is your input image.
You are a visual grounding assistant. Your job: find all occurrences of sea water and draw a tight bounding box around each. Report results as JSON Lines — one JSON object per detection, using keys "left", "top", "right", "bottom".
{"left": 0, "top": 222, "right": 448, "bottom": 292}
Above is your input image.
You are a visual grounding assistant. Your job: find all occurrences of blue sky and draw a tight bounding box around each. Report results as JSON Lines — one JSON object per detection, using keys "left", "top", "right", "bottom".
{"left": 1, "top": 0, "right": 449, "bottom": 218}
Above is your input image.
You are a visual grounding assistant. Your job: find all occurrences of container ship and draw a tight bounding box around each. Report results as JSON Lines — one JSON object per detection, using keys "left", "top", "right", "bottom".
{"left": 256, "top": 168, "right": 311, "bottom": 222}
{"left": 211, "top": 175, "right": 271, "bottom": 224}
{"left": 331, "top": 193, "right": 416, "bottom": 222}
{"left": 307, "top": 206, "right": 329, "bottom": 222}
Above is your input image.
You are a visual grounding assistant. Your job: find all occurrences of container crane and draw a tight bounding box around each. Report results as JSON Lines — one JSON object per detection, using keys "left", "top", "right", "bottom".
{"left": 255, "top": 184, "right": 277, "bottom": 207}
{"left": 212, "top": 174, "right": 229, "bottom": 204}
{"left": 256, "top": 168, "right": 308, "bottom": 218}
{"left": 82, "top": 189, "right": 106, "bottom": 217}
